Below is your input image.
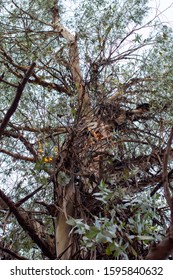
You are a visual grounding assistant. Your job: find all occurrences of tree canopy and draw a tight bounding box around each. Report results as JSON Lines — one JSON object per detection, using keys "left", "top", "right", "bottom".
{"left": 0, "top": 0, "right": 173, "bottom": 260}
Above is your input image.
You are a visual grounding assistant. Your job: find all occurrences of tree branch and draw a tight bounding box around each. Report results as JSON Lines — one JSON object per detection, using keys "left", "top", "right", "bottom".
{"left": 0, "top": 148, "right": 35, "bottom": 162}
{"left": 0, "top": 62, "right": 36, "bottom": 138}
{"left": 0, "top": 245, "right": 28, "bottom": 260}
{"left": 0, "top": 188, "right": 55, "bottom": 259}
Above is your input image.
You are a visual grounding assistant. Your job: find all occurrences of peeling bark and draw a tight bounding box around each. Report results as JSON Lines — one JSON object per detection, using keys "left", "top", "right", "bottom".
{"left": 54, "top": 21, "right": 90, "bottom": 113}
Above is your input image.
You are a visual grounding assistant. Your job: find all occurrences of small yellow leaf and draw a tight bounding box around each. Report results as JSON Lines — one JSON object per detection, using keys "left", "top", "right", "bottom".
{"left": 38, "top": 148, "right": 43, "bottom": 154}
{"left": 43, "top": 156, "right": 53, "bottom": 163}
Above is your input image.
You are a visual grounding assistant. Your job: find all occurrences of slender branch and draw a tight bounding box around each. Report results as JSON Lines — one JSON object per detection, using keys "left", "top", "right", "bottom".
{"left": 10, "top": 124, "right": 67, "bottom": 134}
{"left": 0, "top": 148, "right": 35, "bottom": 162}
{"left": 0, "top": 76, "right": 18, "bottom": 88}
{"left": 0, "top": 48, "right": 71, "bottom": 94}
{"left": 0, "top": 62, "right": 36, "bottom": 138}
{"left": 0, "top": 246, "right": 28, "bottom": 260}
{"left": 151, "top": 169, "right": 173, "bottom": 197}
{"left": 3, "top": 130, "right": 37, "bottom": 159}
{"left": 32, "top": 73, "right": 69, "bottom": 94}
{"left": 16, "top": 184, "right": 46, "bottom": 207}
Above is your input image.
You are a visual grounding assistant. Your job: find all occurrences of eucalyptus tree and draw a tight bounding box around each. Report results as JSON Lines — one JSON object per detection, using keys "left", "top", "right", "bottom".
{"left": 0, "top": 0, "right": 173, "bottom": 260}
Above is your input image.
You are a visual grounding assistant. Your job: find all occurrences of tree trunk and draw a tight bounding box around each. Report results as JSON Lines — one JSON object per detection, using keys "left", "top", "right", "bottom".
{"left": 55, "top": 179, "right": 76, "bottom": 259}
